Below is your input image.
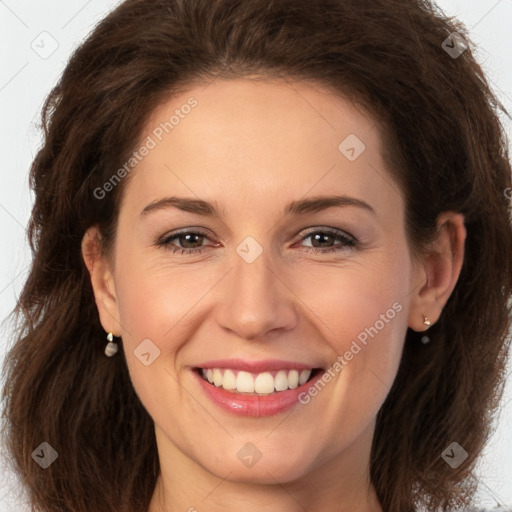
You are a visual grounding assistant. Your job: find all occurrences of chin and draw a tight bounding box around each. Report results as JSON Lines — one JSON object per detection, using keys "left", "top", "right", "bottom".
{"left": 198, "top": 448, "right": 315, "bottom": 485}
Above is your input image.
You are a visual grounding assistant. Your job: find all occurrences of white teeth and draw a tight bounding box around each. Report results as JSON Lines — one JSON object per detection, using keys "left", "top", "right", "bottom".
{"left": 213, "top": 369, "right": 223, "bottom": 387}
{"left": 200, "top": 368, "right": 313, "bottom": 394}
{"left": 288, "top": 370, "right": 299, "bottom": 389}
{"left": 274, "top": 370, "right": 288, "bottom": 391}
{"left": 254, "top": 372, "right": 275, "bottom": 394}
{"left": 299, "top": 369, "right": 311, "bottom": 385}
{"left": 236, "top": 371, "right": 254, "bottom": 393}
{"left": 222, "top": 369, "right": 237, "bottom": 390}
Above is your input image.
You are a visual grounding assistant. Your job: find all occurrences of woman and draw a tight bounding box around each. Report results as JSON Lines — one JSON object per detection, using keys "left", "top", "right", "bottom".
{"left": 2, "top": 0, "right": 511, "bottom": 511}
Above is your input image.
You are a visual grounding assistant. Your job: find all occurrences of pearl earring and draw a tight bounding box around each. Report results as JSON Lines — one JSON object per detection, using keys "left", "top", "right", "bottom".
{"left": 104, "top": 332, "right": 118, "bottom": 357}
{"left": 423, "top": 315, "right": 431, "bottom": 327}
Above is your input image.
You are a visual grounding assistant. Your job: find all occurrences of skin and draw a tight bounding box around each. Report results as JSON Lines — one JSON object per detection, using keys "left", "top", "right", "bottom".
{"left": 82, "top": 78, "right": 466, "bottom": 512}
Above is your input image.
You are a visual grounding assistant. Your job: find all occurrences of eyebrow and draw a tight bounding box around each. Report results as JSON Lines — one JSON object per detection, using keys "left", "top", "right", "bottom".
{"left": 140, "top": 194, "right": 376, "bottom": 217}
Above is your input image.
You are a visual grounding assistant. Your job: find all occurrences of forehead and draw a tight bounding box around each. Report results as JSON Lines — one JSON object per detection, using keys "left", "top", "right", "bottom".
{"left": 144, "top": 77, "right": 377, "bottom": 151}
{"left": 121, "top": 78, "right": 401, "bottom": 222}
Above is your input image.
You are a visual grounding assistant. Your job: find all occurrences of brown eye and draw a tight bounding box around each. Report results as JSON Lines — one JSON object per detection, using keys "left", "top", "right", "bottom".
{"left": 158, "top": 229, "right": 214, "bottom": 254}
{"left": 174, "top": 232, "right": 205, "bottom": 249}
{"left": 299, "top": 229, "right": 357, "bottom": 254}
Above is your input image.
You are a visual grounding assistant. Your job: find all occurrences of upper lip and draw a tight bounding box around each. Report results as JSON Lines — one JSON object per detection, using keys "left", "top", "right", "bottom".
{"left": 195, "top": 359, "right": 321, "bottom": 373}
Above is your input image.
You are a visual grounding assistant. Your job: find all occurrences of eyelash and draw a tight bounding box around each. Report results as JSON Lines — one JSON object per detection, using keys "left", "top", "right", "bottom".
{"left": 156, "top": 228, "right": 357, "bottom": 255}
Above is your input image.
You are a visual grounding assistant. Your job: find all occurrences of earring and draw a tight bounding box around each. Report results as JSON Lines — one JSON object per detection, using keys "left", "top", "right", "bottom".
{"left": 104, "top": 332, "right": 118, "bottom": 357}
{"left": 423, "top": 315, "right": 431, "bottom": 327}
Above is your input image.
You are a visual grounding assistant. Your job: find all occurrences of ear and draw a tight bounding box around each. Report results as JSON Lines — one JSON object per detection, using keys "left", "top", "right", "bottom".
{"left": 407, "top": 212, "right": 466, "bottom": 332}
{"left": 81, "top": 226, "right": 122, "bottom": 336}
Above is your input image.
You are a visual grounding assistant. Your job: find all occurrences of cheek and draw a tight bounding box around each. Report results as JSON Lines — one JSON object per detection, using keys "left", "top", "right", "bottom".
{"left": 112, "top": 244, "right": 204, "bottom": 348}
{"left": 111, "top": 248, "right": 204, "bottom": 418}
{"left": 295, "top": 248, "right": 411, "bottom": 408}
{"left": 290, "top": 261, "right": 410, "bottom": 456}
{"left": 295, "top": 248, "right": 410, "bottom": 347}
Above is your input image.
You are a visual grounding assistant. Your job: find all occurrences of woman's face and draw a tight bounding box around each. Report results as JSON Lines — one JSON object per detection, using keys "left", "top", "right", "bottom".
{"left": 91, "top": 78, "right": 425, "bottom": 485}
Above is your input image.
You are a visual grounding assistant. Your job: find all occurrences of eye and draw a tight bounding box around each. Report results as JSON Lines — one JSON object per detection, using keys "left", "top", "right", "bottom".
{"left": 156, "top": 229, "right": 216, "bottom": 255}
{"left": 156, "top": 227, "right": 357, "bottom": 255}
{"left": 297, "top": 228, "right": 357, "bottom": 254}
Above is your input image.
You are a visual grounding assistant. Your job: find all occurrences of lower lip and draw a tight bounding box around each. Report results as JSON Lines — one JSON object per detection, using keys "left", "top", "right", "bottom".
{"left": 192, "top": 369, "right": 324, "bottom": 417}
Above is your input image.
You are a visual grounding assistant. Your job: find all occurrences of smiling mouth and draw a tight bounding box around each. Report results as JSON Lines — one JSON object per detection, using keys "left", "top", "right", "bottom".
{"left": 194, "top": 367, "right": 323, "bottom": 395}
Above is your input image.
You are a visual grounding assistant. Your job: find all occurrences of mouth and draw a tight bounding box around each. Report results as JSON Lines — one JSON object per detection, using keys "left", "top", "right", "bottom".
{"left": 194, "top": 367, "right": 323, "bottom": 396}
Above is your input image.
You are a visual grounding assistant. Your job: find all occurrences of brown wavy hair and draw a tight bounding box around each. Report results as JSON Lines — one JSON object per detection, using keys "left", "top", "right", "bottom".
{"left": 2, "top": 0, "right": 512, "bottom": 511}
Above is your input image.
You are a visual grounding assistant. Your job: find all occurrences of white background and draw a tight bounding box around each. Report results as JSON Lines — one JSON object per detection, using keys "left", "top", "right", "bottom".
{"left": 1, "top": 1, "right": 511, "bottom": 510}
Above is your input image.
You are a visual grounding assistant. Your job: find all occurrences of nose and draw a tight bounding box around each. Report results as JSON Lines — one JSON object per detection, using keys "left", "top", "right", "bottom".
{"left": 215, "top": 244, "right": 298, "bottom": 341}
